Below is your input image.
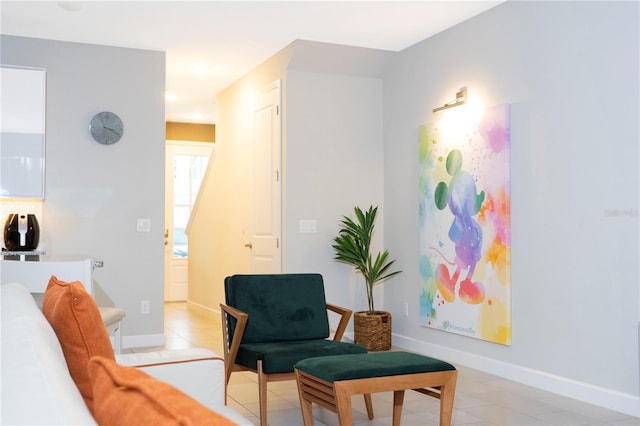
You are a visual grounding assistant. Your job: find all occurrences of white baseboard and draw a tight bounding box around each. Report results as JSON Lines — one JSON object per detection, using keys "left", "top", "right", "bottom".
{"left": 122, "top": 333, "right": 165, "bottom": 349}
{"left": 344, "top": 332, "right": 640, "bottom": 418}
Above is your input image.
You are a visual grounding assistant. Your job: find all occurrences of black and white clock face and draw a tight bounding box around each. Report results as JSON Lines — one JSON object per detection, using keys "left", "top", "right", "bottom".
{"left": 90, "top": 111, "right": 123, "bottom": 145}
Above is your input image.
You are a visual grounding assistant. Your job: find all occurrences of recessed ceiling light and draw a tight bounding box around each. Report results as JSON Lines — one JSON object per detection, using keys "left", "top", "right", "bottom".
{"left": 57, "top": 1, "right": 83, "bottom": 12}
{"left": 166, "top": 92, "right": 178, "bottom": 102}
{"left": 194, "top": 65, "right": 209, "bottom": 75}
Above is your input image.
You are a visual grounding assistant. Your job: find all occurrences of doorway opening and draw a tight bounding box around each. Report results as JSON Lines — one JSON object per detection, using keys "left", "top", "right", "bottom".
{"left": 164, "top": 140, "right": 214, "bottom": 301}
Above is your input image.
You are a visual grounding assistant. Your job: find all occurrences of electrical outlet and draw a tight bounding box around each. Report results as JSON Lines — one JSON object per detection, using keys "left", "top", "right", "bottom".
{"left": 141, "top": 300, "right": 150, "bottom": 314}
{"left": 403, "top": 302, "right": 409, "bottom": 317}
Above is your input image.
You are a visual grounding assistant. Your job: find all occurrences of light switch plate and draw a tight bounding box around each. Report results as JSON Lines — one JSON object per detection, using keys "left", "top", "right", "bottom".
{"left": 299, "top": 219, "right": 317, "bottom": 233}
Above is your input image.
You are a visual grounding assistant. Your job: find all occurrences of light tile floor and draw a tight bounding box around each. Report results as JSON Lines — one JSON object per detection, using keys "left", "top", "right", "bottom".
{"left": 125, "top": 302, "right": 639, "bottom": 426}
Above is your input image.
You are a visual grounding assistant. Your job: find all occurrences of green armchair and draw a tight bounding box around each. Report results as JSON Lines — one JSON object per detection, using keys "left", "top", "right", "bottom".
{"left": 220, "top": 273, "right": 367, "bottom": 426}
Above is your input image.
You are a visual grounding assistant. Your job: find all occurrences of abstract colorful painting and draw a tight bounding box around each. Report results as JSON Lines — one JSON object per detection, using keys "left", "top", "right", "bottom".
{"left": 419, "top": 103, "right": 511, "bottom": 345}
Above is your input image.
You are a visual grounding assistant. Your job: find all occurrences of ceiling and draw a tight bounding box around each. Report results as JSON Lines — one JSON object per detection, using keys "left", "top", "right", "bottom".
{"left": 1, "top": 1, "right": 503, "bottom": 124}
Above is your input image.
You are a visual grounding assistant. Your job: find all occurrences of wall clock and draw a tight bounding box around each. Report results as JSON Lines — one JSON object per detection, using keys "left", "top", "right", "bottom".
{"left": 90, "top": 111, "right": 123, "bottom": 145}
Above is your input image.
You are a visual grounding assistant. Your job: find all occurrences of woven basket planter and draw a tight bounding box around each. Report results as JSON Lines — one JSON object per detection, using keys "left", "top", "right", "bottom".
{"left": 354, "top": 310, "right": 392, "bottom": 351}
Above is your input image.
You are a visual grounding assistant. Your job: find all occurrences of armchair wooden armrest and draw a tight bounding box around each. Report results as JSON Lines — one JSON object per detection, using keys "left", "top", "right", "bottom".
{"left": 220, "top": 303, "right": 248, "bottom": 402}
{"left": 326, "top": 303, "right": 353, "bottom": 341}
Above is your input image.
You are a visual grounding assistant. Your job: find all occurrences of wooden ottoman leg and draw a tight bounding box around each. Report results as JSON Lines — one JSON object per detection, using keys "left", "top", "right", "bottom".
{"left": 295, "top": 370, "right": 315, "bottom": 426}
{"left": 439, "top": 370, "right": 458, "bottom": 426}
{"left": 334, "top": 384, "right": 353, "bottom": 426}
{"left": 392, "top": 389, "right": 406, "bottom": 426}
{"left": 363, "top": 393, "right": 374, "bottom": 420}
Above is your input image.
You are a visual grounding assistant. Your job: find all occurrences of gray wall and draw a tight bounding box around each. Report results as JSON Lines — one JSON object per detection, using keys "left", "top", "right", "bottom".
{"left": 284, "top": 41, "right": 392, "bottom": 313}
{"left": 285, "top": 69, "right": 385, "bottom": 313}
{"left": 383, "top": 0, "right": 639, "bottom": 414}
{"left": 1, "top": 36, "right": 166, "bottom": 344}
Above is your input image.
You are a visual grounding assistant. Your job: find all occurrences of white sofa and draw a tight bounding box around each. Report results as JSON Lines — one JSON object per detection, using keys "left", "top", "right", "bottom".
{"left": 0, "top": 282, "right": 251, "bottom": 425}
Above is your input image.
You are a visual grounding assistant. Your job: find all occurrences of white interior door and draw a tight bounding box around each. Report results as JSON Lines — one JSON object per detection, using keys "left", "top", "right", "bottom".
{"left": 164, "top": 141, "right": 214, "bottom": 301}
{"left": 248, "top": 81, "right": 282, "bottom": 273}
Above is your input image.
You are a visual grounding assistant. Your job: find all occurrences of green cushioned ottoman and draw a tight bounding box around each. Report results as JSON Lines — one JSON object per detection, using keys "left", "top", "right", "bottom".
{"left": 294, "top": 351, "right": 458, "bottom": 426}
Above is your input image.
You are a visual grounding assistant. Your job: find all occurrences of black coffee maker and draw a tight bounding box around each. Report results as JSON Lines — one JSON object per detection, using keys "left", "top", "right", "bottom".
{"left": 4, "top": 214, "right": 40, "bottom": 251}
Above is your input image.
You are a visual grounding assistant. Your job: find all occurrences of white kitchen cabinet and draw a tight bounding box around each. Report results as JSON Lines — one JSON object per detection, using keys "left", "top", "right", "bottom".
{"left": 1, "top": 255, "right": 95, "bottom": 295}
{"left": 0, "top": 66, "right": 46, "bottom": 199}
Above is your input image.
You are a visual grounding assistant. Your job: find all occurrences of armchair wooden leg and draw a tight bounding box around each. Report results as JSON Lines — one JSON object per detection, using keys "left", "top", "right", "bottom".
{"left": 223, "top": 364, "right": 230, "bottom": 405}
{"left": 439, "top": 371, "right": 458, "bottom": 426}
{"left": 258, "top": 361, "right": 268, "bottom": 426}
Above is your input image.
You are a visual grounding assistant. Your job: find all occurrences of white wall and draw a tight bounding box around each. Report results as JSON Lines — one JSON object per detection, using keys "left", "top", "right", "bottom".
{"left": 1, "top": 36, "right": 166, "bottom": 345}
{"left": 383, "top": 0, "right": 639, "bottom": 415}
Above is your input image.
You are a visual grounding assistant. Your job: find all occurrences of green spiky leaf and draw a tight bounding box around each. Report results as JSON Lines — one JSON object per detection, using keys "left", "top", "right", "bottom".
{"left": 332, "top": 205, "right": 402, "bottom": 312}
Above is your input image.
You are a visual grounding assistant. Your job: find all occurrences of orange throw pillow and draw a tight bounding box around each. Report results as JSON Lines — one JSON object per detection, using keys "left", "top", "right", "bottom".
{"left": 42, "top": 275, "right": 115, "bottom": 412}
{"left": 89, "top": 356, "right": 236, "bottom": 426}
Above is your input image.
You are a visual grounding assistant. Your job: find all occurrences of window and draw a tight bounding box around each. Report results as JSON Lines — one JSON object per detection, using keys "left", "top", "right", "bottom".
{"left": 172, "top": 154, "right": 209, "bottom": 257}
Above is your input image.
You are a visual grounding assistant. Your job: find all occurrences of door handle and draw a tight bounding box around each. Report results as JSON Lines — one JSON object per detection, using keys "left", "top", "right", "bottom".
{"left": 244, "top": 242, "right": 253, "bottom": 249}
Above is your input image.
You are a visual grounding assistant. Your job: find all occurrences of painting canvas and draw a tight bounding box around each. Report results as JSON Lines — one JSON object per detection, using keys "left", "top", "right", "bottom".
{"left": 418, "top": 103, "right": 511, "bottom": 345}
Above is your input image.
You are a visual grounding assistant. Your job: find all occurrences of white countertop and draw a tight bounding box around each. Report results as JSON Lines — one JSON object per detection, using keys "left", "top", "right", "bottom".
{"left": 1, "top": 250, "right": 46, "bottom": 256}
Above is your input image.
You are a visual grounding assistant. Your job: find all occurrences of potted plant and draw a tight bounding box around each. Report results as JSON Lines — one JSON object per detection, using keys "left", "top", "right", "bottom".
{"left": 332, "top": 205, "right": 401, "bottom": 351}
